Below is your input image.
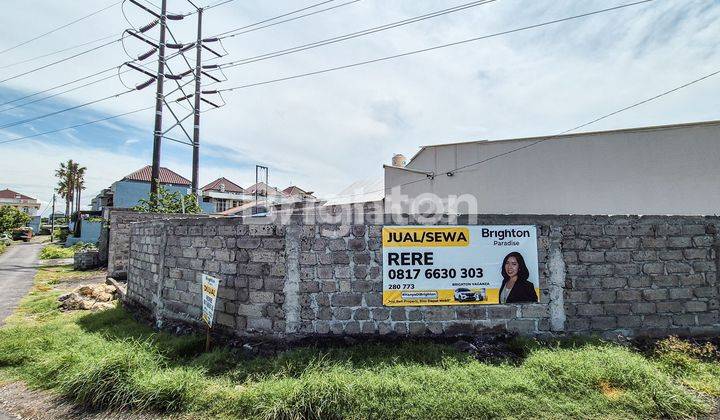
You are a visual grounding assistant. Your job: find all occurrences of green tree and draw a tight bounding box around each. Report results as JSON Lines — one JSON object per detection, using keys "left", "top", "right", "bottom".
{"left": 132, "top": 186, "right": 202, "bottom": 214}
{"left": 0, "top": 205, "right": 31, "bottom": 234}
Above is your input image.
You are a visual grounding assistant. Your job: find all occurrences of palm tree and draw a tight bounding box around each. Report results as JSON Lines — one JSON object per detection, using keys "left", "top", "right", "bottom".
{"left": 73, "top": 164, "right": 86, "bottom": 236}
{"left": 55, "top": 160, "right": 75, "bottom": 219}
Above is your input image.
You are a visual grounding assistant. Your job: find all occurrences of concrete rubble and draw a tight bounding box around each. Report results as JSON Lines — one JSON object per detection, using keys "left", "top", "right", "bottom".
{"left": 58, "top": 284, "right": 119, "bottom": 311}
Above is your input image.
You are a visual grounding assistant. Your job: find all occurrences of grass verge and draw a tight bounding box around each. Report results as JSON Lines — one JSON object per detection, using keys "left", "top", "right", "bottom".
{"left": 1, "top": 270, "right": 718, "bottom": 418}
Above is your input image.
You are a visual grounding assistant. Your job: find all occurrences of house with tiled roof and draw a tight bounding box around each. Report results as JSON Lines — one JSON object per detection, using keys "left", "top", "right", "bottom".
{"left": 92, "top": 165, "right": 213, "bottom": 212}
{"left": 282, "top": 186, "right": 316, "bottom": 200}
{"left": 220, "top": 183, "right": 319, "bottom": 216}
{"left": 0, "top": 188, "right": 41, "bottom": 216}
{"left": 201, "top": 177, "right": 247, "bottom": 213}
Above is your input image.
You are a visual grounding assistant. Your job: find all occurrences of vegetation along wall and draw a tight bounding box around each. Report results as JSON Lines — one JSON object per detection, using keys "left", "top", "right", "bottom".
{"left": 125, "top": 214, "right": 719, "bottom": 339}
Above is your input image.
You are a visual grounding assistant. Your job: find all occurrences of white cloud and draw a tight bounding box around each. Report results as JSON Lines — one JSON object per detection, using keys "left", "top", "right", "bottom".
{"left": 1, "top": 0, "right": 719, "bottom": 203}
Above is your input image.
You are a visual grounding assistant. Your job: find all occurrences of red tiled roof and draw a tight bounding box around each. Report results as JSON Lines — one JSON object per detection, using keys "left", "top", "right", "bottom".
{"left": 282, "top": 186, "right": 314, "bottom": 197}
{"left": 0, "top": 189, "right": 35, "bottom": 200}
{"left": 201, "top": 177, "right": 244, "bottom": 193}
{"left": 121, "top": 166, "right": 191, "bottom": 186}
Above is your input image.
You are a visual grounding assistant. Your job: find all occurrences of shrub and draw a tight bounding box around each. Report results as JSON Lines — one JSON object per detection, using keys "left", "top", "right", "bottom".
{"left": 39, "top": 245, "right": 75, "bottom": 260}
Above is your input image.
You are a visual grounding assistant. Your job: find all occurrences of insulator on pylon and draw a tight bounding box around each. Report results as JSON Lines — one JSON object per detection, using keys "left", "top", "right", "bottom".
{"left": 136, "top": 78, "right": 156, "bottom": 90}
{"left": 167, "top": 13, "right": 185, "bottom": 20}
{"left": 166, "top": 43, "right": 185, "bottom": 49}
{"left": 202, "top": 64, "right": 219, "bottom": 69}
{"left": 138, "top": 19, "right": 159, "bottom": 33}
{"left": 202, "top": 37, "right": 219, "bottom": 43}
{"left": 165, "top": 74, "right": 184, "bottom": 80}
{"left": 137, "top": 48, "right": 157, "bottom": 61}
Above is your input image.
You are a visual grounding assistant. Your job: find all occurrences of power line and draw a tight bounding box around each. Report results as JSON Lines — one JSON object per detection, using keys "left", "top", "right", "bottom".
{"left": 0, "top": 38, "right": 122, "bottom": 84}
{"left": 0, "top": 72, "right": 121, "bottom": 113}
{"left": 216, "top": 0, "right": 361, "bottom": 41}
{"left": 0, "top": 34, "right": 118, "bottom": 71}
{"left": 214, "top": 0, "right": 338, "bottom": 39}
{"left": 204, "top": 0, "right": 238, "bottom": 11}
{"left": 0, "top": 79, "right": 194, "bottom": 145}
{"left": 0, "top": 1, "right": 121, "bottom": 56}
{"left": 0, "top": 106, "right": 153, "bottom": 145}
{"left": 451, "top": 68, "right": 720, "bottom": 174}
{"left": 0, "top": 45, "right": 193, "bottom": 112}
{"left": 0, "top": 66, "right": 120, "bottom": 109}
{"left": 0, "top": 1, "right": 342, "bottom": 110}
{"left": 0, "top": 89, "right": 135, "bottom": 130}
{"left": 0, "top": 0, "right": 234, "bottom": 85}
{"left": 316, "top": 67, "right": 720, "bottom": 203}
{"left": 218, "top": 0, "right": 498, "bottom": 70}
{"left": 215, "top": 0, "right": 654, "bottom": 93}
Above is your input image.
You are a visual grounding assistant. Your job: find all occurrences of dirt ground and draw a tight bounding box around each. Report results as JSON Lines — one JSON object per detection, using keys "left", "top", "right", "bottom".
{"left": 0, "top": 381, "right": 164, "bottom": 420}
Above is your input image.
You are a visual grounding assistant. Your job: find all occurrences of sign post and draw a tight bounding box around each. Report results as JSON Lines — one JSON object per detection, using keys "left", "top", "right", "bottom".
{"left": 201, "top": 273, "right": 220, "bottom": 351}
{"left": 382, "top": 226, "right": 539, "bottom": 306}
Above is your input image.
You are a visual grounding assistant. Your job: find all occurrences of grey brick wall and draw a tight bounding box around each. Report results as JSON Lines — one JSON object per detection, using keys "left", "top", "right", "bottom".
{"left": 124, "top": 214, "right": 720, "bottom": 339}
{"left": 107, "top": 209, "right": 208, "bottom": 279}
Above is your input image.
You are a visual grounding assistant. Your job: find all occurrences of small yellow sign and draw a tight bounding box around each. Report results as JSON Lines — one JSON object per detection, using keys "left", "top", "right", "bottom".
{"left": 383, "top": 227, "right": 470, "bottom": 247}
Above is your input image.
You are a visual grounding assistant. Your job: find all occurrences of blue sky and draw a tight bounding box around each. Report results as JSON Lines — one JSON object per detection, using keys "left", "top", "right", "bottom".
{"left": 0, "top": 0, "right": 719, "bottom": 213}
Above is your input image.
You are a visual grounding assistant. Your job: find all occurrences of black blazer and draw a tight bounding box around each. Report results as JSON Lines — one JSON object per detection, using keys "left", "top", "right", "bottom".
{"left": 499, "top": 279, "right": 538, "bottom": 303}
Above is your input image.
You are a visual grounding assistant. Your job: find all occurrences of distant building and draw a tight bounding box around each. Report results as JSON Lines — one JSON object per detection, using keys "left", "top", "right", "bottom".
{"left": 323, "top": 178, "right": 384, "bottom": 207}
{"left": 220, "top": 182, "right": 318, "bottom": 216}
{"left": 0, "top": 189, "right": 41, "bottom": 216}
{"left": 201, "top": 177, "right": 247, "bottom": 213}
{"left": 90, "top": 188, "right": 113, "bottom": 211}
{"left": 384, "top": 120, "right": 720, "bottom": 215}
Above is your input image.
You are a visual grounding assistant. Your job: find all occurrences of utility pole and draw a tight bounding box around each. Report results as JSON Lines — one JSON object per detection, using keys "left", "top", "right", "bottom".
{"left": 191, "top": 7, "right": 203, "bottom": 199}
{"left": 150, "top": 0, "right": 168, "bottom": 197}
{"left": 50, "top": 194, "right": 56, "bottom": 243}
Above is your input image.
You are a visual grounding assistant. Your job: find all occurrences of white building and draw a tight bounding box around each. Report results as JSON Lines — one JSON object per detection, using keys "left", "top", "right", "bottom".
{"left": 384, "top": 120, "right": 720, "bottom": 215}
{"left": 0, "top": 189, "right": 41, "bottom": 216}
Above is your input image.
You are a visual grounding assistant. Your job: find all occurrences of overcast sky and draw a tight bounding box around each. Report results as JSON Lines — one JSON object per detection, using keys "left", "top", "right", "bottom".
{"left": 0, "top": 0, "right": 718, "bottom": 213}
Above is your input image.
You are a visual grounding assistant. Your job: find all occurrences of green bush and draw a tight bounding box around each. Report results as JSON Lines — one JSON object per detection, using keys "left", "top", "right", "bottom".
{"left": 0, "top": 243, "right": 6, "bottom": 255}
{"left": 39, "top": 245, "right": 75, "bottom": 260}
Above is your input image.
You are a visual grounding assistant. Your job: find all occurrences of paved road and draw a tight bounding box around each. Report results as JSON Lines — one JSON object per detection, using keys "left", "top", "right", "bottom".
{"left": 0, "top": 241, "right": 42, "bottom": 419}
{"left": 0, "top": 241, "right": 43, "bottom": 325}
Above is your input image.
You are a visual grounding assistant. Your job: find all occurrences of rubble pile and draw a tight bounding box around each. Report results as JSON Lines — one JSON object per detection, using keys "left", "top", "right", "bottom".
{"left": 58, "top": 284, "right": 118, "bottom": 311}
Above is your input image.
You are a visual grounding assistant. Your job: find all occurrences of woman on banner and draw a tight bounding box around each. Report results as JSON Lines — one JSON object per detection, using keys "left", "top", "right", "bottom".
{"left": 498, "top": 251, "right": 538, "bottom": 304}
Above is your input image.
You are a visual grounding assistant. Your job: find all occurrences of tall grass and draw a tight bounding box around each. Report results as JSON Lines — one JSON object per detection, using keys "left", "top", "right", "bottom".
{"left": 0, "top": 307, "right": 713, "bottom": 419}
{"left": 0, "top": 266, "right": 716, "bottom": 419}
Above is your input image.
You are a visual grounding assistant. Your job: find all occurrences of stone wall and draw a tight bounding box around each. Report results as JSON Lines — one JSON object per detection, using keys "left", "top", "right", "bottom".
{"left": 107, "top": 209, "right": 208, "bottom": 279}
{"left": 126, "top": 214, "right": 720, "bottom": 339}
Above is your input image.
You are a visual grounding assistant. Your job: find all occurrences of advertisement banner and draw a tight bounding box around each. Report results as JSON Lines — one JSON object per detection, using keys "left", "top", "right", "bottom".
{"left": 201, "top": 273, "right": 220, "bottom": 326}
{"left": 382, "top": 226, "right": 539, "bottom": 306}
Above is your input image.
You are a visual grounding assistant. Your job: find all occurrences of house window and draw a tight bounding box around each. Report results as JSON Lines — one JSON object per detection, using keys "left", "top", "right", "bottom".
{"left": 216, "top": 199, "right": 230, "bottom": 212}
